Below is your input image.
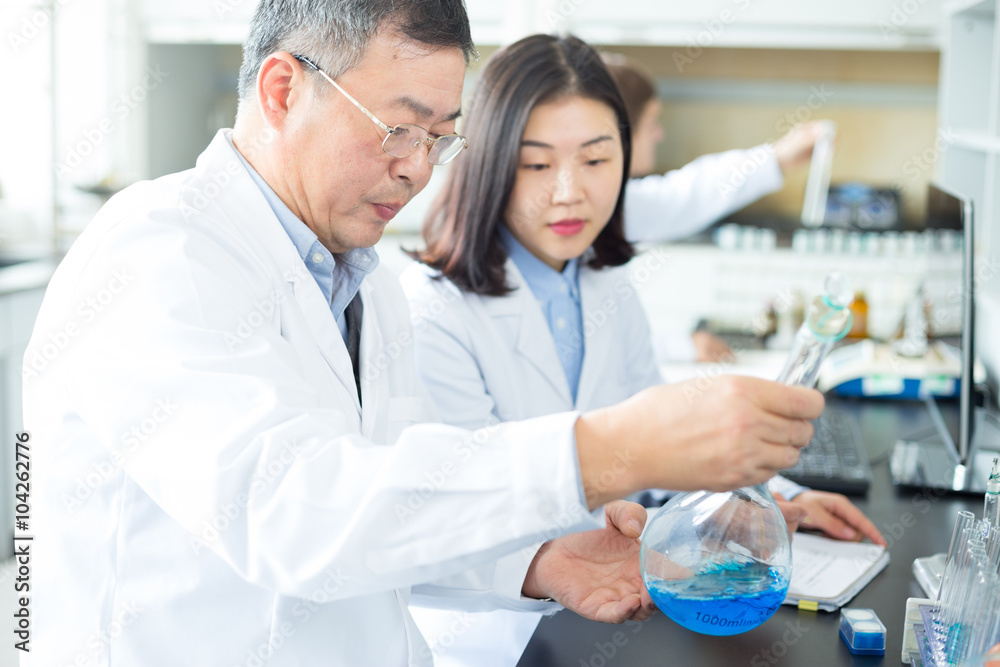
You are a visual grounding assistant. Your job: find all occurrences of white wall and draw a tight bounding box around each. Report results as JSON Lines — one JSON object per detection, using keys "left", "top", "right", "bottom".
{"left": 0, "top": 0, "right": 144, "bottom": 248}
{"left": 0, "top": 0, "right": 57, "bottom": 246}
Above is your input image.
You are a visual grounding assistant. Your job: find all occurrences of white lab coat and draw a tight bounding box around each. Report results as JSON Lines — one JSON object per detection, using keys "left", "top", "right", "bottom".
{"left": 400, "top": 144, "right": 796, "bottom": 666}
{"left": 624, "top": 144, "right": 784, "bottom": 244}
{"left": 21, "top": 130, "right": 603, "bottom": 667}
{"left": 400, "top": 260, "right": 661, "bottom": 667}
{"left": 625, "top": 144, "right": 784, "bottom": 361}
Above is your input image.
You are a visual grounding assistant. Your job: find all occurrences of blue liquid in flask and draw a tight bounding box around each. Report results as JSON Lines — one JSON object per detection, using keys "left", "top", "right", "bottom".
{"left": 640, "top": 273, "right": 852, "bottom": 636}
{"left": 645, "top": 562, "right": 789, "bottom": 636}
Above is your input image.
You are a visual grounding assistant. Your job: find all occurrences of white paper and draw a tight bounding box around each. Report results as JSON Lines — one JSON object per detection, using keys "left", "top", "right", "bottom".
{"left": 785, "top": 532, "right": 889, "bottom": 605}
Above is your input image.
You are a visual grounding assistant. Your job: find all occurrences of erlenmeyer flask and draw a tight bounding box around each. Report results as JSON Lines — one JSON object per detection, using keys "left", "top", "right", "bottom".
{"left": 640, "top": 273, "right": 853, "bottom": 635}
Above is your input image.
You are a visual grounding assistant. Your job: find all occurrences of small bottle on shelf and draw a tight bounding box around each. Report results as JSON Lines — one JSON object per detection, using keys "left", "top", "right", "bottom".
{"left": 846, "top": 291, "right": 868, "bottom": 339}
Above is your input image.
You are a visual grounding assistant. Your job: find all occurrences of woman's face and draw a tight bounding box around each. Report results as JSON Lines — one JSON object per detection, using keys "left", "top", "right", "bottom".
{"left": 503, "top": 95, "right": 624, "bottom": 272}
{"left": 630, "top": 98, "right": 664, "bottom": 178}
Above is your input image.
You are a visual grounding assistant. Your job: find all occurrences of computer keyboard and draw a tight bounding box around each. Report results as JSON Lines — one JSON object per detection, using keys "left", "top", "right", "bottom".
{"left": 781, "top": 408, "right": 874, "bottom": 496}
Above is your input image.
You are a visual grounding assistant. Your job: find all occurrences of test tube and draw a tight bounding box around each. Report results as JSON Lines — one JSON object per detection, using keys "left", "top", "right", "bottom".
{"left": 986, "top": 458, "right": 1000, "bottom": 529}
{"left": 774, "top": 273, "right": 853, "bottom": 388}
{"left": 986, "top": 523, "right": 1000, "bottom": 576}
{"left": 938, "top": 511, "right": 978, "bottom": 603}
{"left": 952, "top": 553, "right": 990, "bottom": 663}
{"left": 942, "top": 527, "right": 985, "bottom": 651}
{"left": 964, "top": 548, "right": 999, "bottom": 661}
{"left": 931, "top": 513, "right": 976, "bottom": 654}
{"left": 966, "top": 576, "right": 1000, "bottom": 661}
{"left": 934, "top": 533, "right": 974, "bottom": 661}
{"left": 944, "top": 541, "right": 986, "bottom": 663}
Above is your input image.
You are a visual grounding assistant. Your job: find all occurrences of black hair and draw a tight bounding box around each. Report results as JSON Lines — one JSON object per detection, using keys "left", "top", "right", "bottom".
{"left": 418, "top": 34, "right": 634, "bottom": 296}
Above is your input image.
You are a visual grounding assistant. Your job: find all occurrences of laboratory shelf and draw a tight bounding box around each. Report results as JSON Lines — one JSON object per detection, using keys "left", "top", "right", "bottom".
{"left": 945, "top": 0, "right": 996, "bottom": 17}
{"left": 951, "top": 129, "right": 1000, "bottom": 153}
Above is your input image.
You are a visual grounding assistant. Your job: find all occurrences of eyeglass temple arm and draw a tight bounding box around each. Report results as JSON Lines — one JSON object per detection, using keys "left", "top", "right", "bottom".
{"left": 291, "top": 54, "right": 395, "bottom": 136}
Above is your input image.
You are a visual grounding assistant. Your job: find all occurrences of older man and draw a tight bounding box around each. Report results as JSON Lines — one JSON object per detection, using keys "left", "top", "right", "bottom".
{"left": 22, "top": 0, "right": 822, "bottom": 664}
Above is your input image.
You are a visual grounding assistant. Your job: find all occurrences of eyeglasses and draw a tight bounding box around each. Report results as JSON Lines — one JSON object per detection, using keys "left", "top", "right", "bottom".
{"left": 293, "top": 55, "right": 468, "bottom": 166}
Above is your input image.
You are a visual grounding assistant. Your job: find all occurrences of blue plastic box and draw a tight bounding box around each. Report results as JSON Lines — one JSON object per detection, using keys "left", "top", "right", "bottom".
{"left": 839, "top": 608, "right": 886, "bottom": 656}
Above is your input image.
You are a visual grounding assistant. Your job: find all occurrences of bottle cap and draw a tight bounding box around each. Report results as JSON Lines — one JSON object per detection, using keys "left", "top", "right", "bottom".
{"left": 839, "top": 608, "right": 886, "bottom": 656}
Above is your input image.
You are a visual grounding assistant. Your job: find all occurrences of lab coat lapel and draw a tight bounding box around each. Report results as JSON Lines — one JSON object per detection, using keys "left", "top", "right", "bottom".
{"left": 576, "top": 266, "right": 619, "bottom": 409}
{"left": 484, "top": 260, "right": 573, "bottom": 405}
{"left": 286, "top": 267, "right": 363, "bottom": 417}
{"left": 357, "top": 277, "right": 383, "bottom": 439}
{"left": 202, "top": 130, "right": 363, "bottom": 417}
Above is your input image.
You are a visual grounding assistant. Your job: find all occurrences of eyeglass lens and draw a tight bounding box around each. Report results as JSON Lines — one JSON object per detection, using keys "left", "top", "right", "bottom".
{"left": 382, "top": 125, "right": 466, "bottom": 165}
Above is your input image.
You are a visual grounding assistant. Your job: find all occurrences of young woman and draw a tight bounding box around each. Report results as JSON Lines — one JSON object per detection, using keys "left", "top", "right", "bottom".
{"left": 603, "top": 52, "right": 826, "bottom": 245}
{"left": 604, "top": 52, "right": 827, "bottom": 361}
{"left": 401, "top": 34, "right": 882, "bottom": 667}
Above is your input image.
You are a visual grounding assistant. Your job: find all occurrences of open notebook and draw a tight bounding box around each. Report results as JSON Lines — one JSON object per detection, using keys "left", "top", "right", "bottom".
{"left": 783, "top": 532, "right": 890, "bottom": 612}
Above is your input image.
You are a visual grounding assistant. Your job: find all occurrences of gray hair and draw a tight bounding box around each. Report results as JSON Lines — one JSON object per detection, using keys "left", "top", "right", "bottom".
{"left": 237, "top": 0, "right": 476, "bottom": 103}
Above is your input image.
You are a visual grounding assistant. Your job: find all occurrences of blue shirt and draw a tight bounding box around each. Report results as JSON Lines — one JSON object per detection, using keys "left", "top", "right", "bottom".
{"left": 499, "top": 226, "right": 584, "bottom": 403}
{"left": 228, "top": 133, "right": 378, "bottom": 342}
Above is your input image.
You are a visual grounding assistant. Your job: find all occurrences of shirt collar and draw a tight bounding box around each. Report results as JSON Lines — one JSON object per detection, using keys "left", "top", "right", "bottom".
{"left": 499, "top": 225, "right": 580, "bottom": 302}
{"left": 224, "top": 131, "right": 379, "bottom": 277}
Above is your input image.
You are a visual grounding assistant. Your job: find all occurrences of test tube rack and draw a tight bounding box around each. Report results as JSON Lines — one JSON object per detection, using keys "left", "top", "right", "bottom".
{"left": 902, "top": 512, "right": 1000, "bottom": 665}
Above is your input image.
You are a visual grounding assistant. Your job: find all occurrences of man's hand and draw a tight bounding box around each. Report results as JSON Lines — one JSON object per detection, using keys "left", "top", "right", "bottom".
{"left": 522, "top": 501, "right": 658, "bottom": 623}
{"left": 789, "top": 490, "right": 887, "bottom": 546}
{"left": 576, "top": 376, "right": 824, "bottom": 507}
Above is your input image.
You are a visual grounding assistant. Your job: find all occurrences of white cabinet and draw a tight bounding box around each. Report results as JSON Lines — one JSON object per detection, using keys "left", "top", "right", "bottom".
{"left": 549, "top": 0, "right": 944, "bottom": 50}
{"left": 135, "top": 0, "right": 510, "bottom": 44}
{"left": 936, "top": 0, "right": 1000, "bottom": 381}
{"left": 137, "top": 0, "right": 256, "bottom": 43}
{"left": 632, "top": 237, "right": 962, "bottom": 352}
{"left": 131, "top": 0, "right": 944, "bottom": 48}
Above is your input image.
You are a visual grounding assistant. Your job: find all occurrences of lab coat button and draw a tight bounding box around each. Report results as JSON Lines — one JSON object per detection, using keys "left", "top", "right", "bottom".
{"left": 556, "top": 317, "right": 567, "bottom": 330}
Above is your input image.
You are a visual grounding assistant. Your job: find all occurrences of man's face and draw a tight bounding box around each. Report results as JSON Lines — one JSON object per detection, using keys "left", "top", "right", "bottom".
{"left": 282, "top": 34, "right": 465, "bottom": 254}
